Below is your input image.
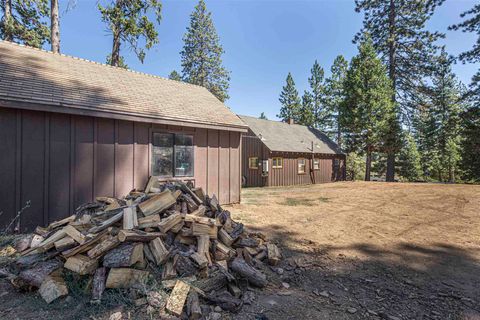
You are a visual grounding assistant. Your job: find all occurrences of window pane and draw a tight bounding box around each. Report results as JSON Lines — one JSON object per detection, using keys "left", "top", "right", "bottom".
{"left": 152, "top": 133, "right": 173, "bottom": 176}
{"left": 175, "top": 145, "right": 194, "bottom": 176}
{"left": 249, "top": 157, "right": 258, "bottom": 169}
{"left": 175, "top": 134, "right": 193, "bottom": 146}
{"left": 153, "top": 133, "right": 173, "bottom": 148}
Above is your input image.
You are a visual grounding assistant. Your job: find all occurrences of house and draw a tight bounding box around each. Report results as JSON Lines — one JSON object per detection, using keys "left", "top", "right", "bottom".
{"left": 0, "top": 41, "right": 247, "bottom": 232}
{"left": 239, "top": 115, "right": 345, "bottom": 187}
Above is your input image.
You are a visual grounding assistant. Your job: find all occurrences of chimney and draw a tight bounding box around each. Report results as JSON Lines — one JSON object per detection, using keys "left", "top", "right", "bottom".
{"left": 287, "top": 118, "right": 294, "bottom": 125}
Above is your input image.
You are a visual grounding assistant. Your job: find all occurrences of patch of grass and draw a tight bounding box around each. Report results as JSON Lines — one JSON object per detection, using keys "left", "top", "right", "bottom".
{"left": 280, "top": 197, "right": 317, "bottom": 206}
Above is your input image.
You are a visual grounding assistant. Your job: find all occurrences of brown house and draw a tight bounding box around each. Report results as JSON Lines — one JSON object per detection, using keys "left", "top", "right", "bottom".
{"left": 0, "top": 41, "right": 247, "bottom": 232}
{"left": 239, "top": 115, "right": 345, "bottom": 187}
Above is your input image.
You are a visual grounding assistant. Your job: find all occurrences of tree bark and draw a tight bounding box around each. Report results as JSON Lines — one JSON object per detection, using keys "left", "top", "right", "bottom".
{"left": 386, "top": 0, "right": 396, "bottom": 182}
{"left": 50, "top": 0, "right": 60, "bottom": 53}
{"left": 365, "top": 150, "right": 372, "bottom": 181}
{"left": 3, "top": 0, "right": 13, "bottom": 41}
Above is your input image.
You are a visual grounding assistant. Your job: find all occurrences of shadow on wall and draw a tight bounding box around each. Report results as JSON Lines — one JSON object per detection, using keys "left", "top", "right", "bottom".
{"left": 247, "top": 223, "right": 480, "bottom": 319}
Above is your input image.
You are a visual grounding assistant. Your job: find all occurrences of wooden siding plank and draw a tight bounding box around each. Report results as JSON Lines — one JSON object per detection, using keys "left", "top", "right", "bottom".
{"left": 229, "top": 132, "right": 240, "bottom": 203}
{"left": 194, "top": 128, "right": 208, "bottom": 194}
{"left": 96, "top": 118, "right": 115, "bottom": 197}
{"left": 115, "top": 120, "right": 134, "bottom": 197}
{"left": 74, "top": 116, "right": 94, "bottom": 208}
{"left": 219, "top": 131, "right": 230, "bottom": 204}
{"left": 134, "top": 122, "right": 149, "bottom": 190}
{"left": 207, "top": 129, "right": 219, "bottom": 199}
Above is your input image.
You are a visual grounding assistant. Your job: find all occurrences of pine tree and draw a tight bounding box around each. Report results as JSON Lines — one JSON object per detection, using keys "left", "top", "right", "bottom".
{"left": 0, "top": 0, "right": 50, "bottom": 48}
{"left": 306, "top": 61, "right": 328, "bottom": 130}
{"left": 169, "top": 70, "right": 182, "bottom": 81}
{"left": 259, "top": 112, "right": 268, "bottom": 120}
{"left": 99, "top": 0, "right": 162, "bottom": 67}
{"left": 180, "top": 0, "right": 230, "bottom": 102}
{"left": 341, "top": 36, "right": 395, "bottom": 181}
{"left": 354, "top": 0, "right": 445, "bottom": 182}
{"left": 278, "top": 72, "right": 301, "bottom": 123}
{"left": 398, "top": 133, "right": 422, "bottom": 181}
{"left": 460, "top": 105, "right": 480, "bottom": 182}
{"left": 299, "top": 90, "right": 315, "bottom": 126}
{"left": 324, "top": 55, "right": 348, "bottom": 148}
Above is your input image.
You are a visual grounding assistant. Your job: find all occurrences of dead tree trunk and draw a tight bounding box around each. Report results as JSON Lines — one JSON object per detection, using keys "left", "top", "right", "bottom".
{"left": 51, "top": 0, "right": 60, "bottom": 53}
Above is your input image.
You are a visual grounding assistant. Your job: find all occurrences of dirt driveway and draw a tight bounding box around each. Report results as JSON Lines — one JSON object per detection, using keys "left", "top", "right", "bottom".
{"left": 227, "top": 182, "right": 480, "bottom": 319}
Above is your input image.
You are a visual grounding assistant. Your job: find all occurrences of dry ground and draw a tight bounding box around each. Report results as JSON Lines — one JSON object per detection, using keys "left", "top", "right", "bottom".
{"left": 1, "top": 182, "right": 479, "bottom": 319}
{"left": 226, "top": 182, "right": 480, "bottom": 320}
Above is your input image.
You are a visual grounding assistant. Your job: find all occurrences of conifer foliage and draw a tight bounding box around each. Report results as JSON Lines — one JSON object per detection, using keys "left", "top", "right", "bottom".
{"left": 180, "top": 0, "right": 230, "bottom": 102}
{"left": 278, "top": 72, "right": 301, "bottom": 123}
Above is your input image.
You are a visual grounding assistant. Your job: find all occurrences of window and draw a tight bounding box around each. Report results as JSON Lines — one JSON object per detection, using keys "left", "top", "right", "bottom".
{"left": 272, "top": 157, "right": 283, "bottom": 169}
{"left": 313, "top": 159, "right": 320, "bottom": 170}
{"left": 152, "top": 133, "right": 194, "bottom": 177}
{"left": 298, "top": 158, "right": 306, "bottom": 174}
{"left": 248, "top": 157, "right": 259, "bottom": 169}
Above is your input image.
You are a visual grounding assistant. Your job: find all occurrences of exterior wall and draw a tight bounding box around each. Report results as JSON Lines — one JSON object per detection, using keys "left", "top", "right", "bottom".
{"left": 241, "top": 130, "right": 346, "bottom": 188}
{"left": 0, "top": 107, "right": 241, "bottom": 232}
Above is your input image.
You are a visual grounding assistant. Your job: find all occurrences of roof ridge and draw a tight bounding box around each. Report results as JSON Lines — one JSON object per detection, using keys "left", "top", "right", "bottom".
{"left": 0, "top": 40, "right": 201, "bottom": 90}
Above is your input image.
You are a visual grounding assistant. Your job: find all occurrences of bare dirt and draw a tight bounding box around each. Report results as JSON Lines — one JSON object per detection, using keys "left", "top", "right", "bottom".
{"left": 1, "top": 182, "right": 479, "bottom": 319}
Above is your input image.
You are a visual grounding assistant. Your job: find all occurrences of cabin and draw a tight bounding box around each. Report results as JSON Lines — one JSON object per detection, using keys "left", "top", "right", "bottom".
{"left": 239, "top": 115, "right": 345, "bottom": 187}
{"left": 0, "top": 41, "right": 247, "bottom": 232}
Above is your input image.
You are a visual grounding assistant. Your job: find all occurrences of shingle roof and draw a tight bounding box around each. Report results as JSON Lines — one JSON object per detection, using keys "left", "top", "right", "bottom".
{"left": 239, "top": 115, "right": 343, "bottom": 154}
{"left": 0, "top": 41, "right": 246, "bottom": 130}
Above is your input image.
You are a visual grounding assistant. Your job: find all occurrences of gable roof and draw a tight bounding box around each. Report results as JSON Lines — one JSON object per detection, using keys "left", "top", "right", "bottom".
{"left": 0, "top": 41, "right": 247, "bottom": 131}
{"left": 239, "top": 115, "right": 343, "bottom": 154}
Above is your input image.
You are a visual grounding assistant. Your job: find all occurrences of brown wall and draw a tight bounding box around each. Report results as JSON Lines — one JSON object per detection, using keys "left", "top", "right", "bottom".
{"left": 0, "top": 107, "right": 241, "bottom": 232}
{"left": 241, "top": 131, "right": 345, "bottom": 188}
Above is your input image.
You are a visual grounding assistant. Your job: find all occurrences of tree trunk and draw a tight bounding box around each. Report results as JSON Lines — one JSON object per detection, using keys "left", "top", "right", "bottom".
{"left": 365, "top": 150, "right": 372, "bottom": 181}
{"left": 386, "top": 0, "right": 396, "bottom": 182}
{"left": 337, "top": 121, "right": 342, "bottom": 150}
{"left": 110, "top": 0, "right": 122, "bottom": 67}
{"left": 3, "top": 0, "right": 13, "bottom": 41}
{"left": 50, "top": 0, "right": 60, "bottom": 53}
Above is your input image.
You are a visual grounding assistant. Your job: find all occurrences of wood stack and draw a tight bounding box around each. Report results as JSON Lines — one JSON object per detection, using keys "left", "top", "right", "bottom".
{"left": 6, "top": 177, "right": 282, "bottom": 317}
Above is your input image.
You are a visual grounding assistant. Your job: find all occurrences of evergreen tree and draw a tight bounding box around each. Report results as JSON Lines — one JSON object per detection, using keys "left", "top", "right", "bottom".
{"left": 169, "top": 70, "right": 182, "bottom": 81}
{"left": 460, "top": 105, "right": 480, "bottom": 182}
{"left": 180, "top": 0, "right": 230, "bottom": 102}
{"left": 278, "top": 72, "right": 301, "bottom": 123}
{"left": 307, "top": 60, "right": 328, "bottom": 130}
{"left": 354, "top": 0, "right": 444, "bottom": 182}
{"left": 345, "top": 152, "right": 366, "bottom": 181}
{"left": 99, "top": 0, "right": 162, "bottom": 67}
{"left": 341, "top": 37, "right": 395, "bottom": 181}
{"left": 259, "top": 112, "right": 268, "bottom": 120}
{"left": 299, "top": 90, "right": 315, "bottom": 126}
{"left": 398, "top": 133, "right": 422, "bottom": 181}
{"left": 0, "top": 0, "right": 50, "bottom": 48}
{"left": 324, "top": 55, "right": 348, "bottom": 148}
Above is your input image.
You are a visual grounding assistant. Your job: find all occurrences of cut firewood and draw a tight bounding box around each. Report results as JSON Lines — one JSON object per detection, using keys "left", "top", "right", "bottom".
{"left": 118, "top": 230, "right": 163, "bottom": 242}
{"left": 91, "top": 267, "right": 106, "bottom": 301}
{"left": 37, "top": 229, "right": 67, "bottom": 253}
{"left": 63, "top": 225, "right": 86, "bottom": 244}
{"left": 54, "top": 236, "right": 76, "bottom": 251}
{"left": 192, "top": 269, "right": 227, "bottom": 293}
{"left": 87, "top": 235, "right": 120, "bottom": 259}
{"left": 88, "top": 211, "right": 123, "bottom": 234}
{"left": 189, "top": 205, "right": 206, "bottom": 217}
{"left": 228, "top": 283, "right": 242, "bottom": 298}
{"left": 122, "top": 206, "right": 138, "bottom": 230}
{"left": 216, "top": 242, "right": 235, "bottom": 260}
{"left": 230, "top": 258, "right": 267, "bottom": 288}
{"left": 162, "top": 259, "right": 177, "bottom": 280}
{"left": 47, "top": 215, "right": 75, "bottom": 231}
{"left": 138, "top": 190, "right": 176, "bottom": 216}
{"left": 103, "top": 243, "right": 144, "bottom": 268}
{"left": 170, "top": 220, "right": 184, "bottom": 233}
{"left": 39, "top": 274, "right": 68, "bottom": 304}
{"left": 197, "top": 235, "right": 211, "bottom": 265}
{"left": 18, "top": 260, "right": 63, "bottom": 287}
{"left": 184, "top": 215, "right": 218, "bottom": 225}
{"left": 143, "top": 176, "right": 159, "bottom": 194}
{"left": 143, "top": 244, "right": 155, "bottom": 264}
{"left": 30, "top": 234, "right": 45, "bottom": 249}
{"left": 218, "top": 228, "right": 234, "bottom": 247}
{"left": 191, "top": 222, "right": 217, "bottom": 239}
{"left": 186, "top": 291, "right": 202, "bottom": 320}
{"left": 105, "top": 268, "right": 150, "bottom": 289}
{"left": 62, "top": 229, "right": 110, "bottom": 258}
{"left": 165, "top": 280, "right": 190, "bottom": 317}
{"left": 64, "top": 254, "right": 98, "bottom": 275}
{"left": 149, "top": 238, "right": 169, "bottom": 265}
{"left": 137, "top": 214, "right": 160, "bottom": 229}
{"left": 158, "top": 212, "right": 183, "bottom": 233}
{"left": 192, "top": 188, "right": 205, "bottom": 203}
{"left": 266, "top": 243, "right": 281, "bottom": 266}
{"left": 190, "top": 252, "right": 208, "bottom": 269}
{"left": 177, "top": 181, "right": 202, "bottom": 205}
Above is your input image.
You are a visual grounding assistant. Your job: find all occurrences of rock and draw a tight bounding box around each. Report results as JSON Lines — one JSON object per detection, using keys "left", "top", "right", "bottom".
{"left": 347, "top": 307, "right": 357, "bottom": 314}
{"left": 277, "top": 290, "right": 292, "bottom": 296}
{"left": 281, "top": 282, "right": 290, "bottom": 289}
{"left": 109, "top": 312, "right": 123, "bottom": 320}
{"left": 214, "top": 306, "right": 222, "bottom": 312}
{"left": 276, "top": 268, "right": 284, "bottom": 275}
{"left": 209, "top": 312, "right": 222, "bottom": 320}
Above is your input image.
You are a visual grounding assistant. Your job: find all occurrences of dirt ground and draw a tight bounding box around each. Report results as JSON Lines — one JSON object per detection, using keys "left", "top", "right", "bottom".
{"left": 1, "top": 182, "right": 479, "bottom": 319}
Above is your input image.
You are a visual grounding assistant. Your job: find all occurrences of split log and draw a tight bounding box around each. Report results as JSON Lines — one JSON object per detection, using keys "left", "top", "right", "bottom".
{"left": 122, "top": 206, "right": 138, "bottom": 230}
{"left": 190, "top": 252, "right": 208, "bottom": 269}
{"left": 170, "top": 220, "right": 184, "bottom": 233}
{"left": 64, "top": 254, "right": 98, "bottom": 275}
{"left": 105, "top": 268, "right": 150, "bottom": 289}
{"left": 149, "top": 238, "right": 169, "bottom": 265}
{"left": 138, "top": 190, "right": 176, "bottom": 216}
{"left": 39, "top": 274, "right": 68, "bottom": 304}
{"left": 177, "top": 181, "right": 203, "bottom": 205}
{"left": 30, "top": 234, "right": 45, "bottom": 248}
{"left": 165, "top": 280, "right": 190, "bottom": 317}
{"left": 208, "top": 195, "right": 220, "bottom": 212}
{"left": 143, "top": 244, "right": 156, "bottom": 264}
{"left": 137, "top": 214, "right": 160, "bottom": 229}
{"left": 18, "top": 260, "right": 63, "bottom": 287}
{"left": 54, "top": 236, "right": 76, "bottom": 251}
{"left": 192, "top": 269, "right": 227, "bottom": 293}
{"left": 197, "top": 235, "right": 211, "bottom": 265}
{"left": 87, "top": 235, "right": 120, "bottom": 259}
{"left": 183, "top": 194, "right": 199, "bottom": 212}
{"left": 47, "top": 215, "right": 75, "bottom": 231}
{"left": 91, "top": 267, "right": 106, "bottom": 301}
{"left": 37, "top": 229, "right": 67, "bottom": 252}
{"left": 230, "top": 258, "right": 267, "bottom": 288}
{"left": 162, "top": 259, "right": 177, "bottom": 280}
{"left": 218, "top": 228, "right": 234, "bottom": 246}
{"left": 62, "top": 229, "right": 109, "bottom": 258}
{"left": 216, "top": 242, "right": 236, "bottom": 260}
{"left": 175, "top": 255, "right": 198, "bottom": 277}
{"left": 103, "top": 243, "right": 144, "bottom": 268}
{"left": 88, "top": 211, "right": 123, "bottom": 234}
{"left": 206, "top": 291, "right": 243, "bottom": 312}
{"left": 118, "top": 230, "right": 163, "bottom": 242}
{"left": 175, "top": 234, "right": 196, "bottom": 246}
{"left": 228, "top": 283, "right": 242, "bottom": 298}
{"left": 266, "top": 243, "right": 281, "bottom": 266}
{"left": 143, "top": 176, "right": 159, "bottom": 194}
{"left": 191, "top": 222, "right": 217, "bottom": 239}
{"left": 234, "top": 237, "right": 259, "bottom": 248}
{"left": 186, "top": 291, "right": 202, "bottom": 320}
{"left": 14, "top": 235, "right": 32, "bottom": 252}
{"left": 158, "top": 213, "right": 182, "bottom": 233}
{"left": 192, "top": 188, "right": 205, "bottom": 203}
{"left": 63, "top": 225, "right": 86, "bottom": 244}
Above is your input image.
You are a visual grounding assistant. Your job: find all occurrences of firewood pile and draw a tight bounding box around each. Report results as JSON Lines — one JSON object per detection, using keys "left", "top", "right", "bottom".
{"left": 4, "top": 177, "right": 281, "bottom": 317}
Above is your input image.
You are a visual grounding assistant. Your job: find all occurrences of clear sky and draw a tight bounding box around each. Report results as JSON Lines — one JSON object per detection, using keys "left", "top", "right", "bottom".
{"left": 57, "top": 0, "right": 479, "bottom": 120}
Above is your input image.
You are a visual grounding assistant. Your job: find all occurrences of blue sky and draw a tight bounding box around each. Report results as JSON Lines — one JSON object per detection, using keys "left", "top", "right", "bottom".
{"left": 58, "top": 0, "right": 478, "bottom": 120}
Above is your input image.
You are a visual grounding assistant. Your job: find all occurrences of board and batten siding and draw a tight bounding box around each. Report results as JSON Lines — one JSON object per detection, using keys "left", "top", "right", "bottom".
{"left": 0, "top": 107, "right": 241, "bottom": 232}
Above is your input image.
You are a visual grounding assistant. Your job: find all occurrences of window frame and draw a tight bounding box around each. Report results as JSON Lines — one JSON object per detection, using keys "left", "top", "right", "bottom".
{"left": 313, "top": 158, "right": 320, "bottom": 170}
{"left": 272, "top": 157, "right": 283, "bottom": 169}
{"left": 248, "top": 157, "right": 259, "bottom": 169}
{"left": 151, "top": 131, "right": 195, "bottom": 178}
{"left": 298, "top": 158, "right": 306, "bottom": 174}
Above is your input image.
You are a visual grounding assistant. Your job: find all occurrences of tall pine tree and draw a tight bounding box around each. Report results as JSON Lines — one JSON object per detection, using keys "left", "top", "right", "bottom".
{"left": 99, "top": 0, "right": 162, "bottom": 67}
{"left": 324, "top": 55, "right": 348, "bottom": 148}
{"left": 278, "top": 72, "right": 301, "bottom": 123}
{"left": 342, "top": 37, "right": 395, "bottom": 181}
{"left": 398, "top": 133, "right": 422, "bottom": 181}
{"left": 299, "top": 90, "right": 315, "bottom": 126}
{"left": 180, "top": 0, "right": 230, "bottom": 102}
{"left": 460, "top": 105, "right": 480, "bottom": 182}
{"left": 354, "top": 0, "right": 444, "bottom": 181}
{"left": 307, "top": 60, "right": 328, "bottom": 130}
